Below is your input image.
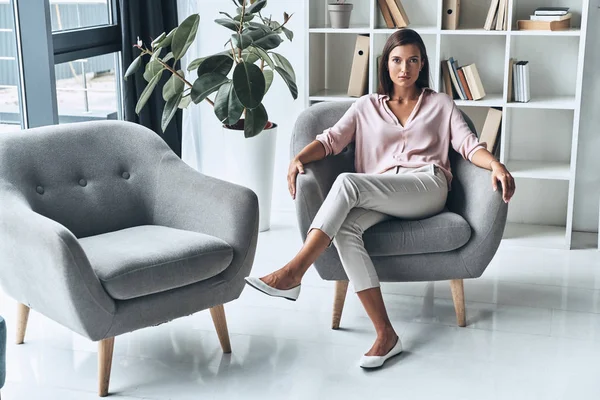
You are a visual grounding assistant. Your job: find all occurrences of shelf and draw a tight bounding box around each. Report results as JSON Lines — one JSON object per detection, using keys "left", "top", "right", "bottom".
{"left": 506, "top": 96, "right": 576, "bottom": 110}
{"left": 309, "top": 26, "right": 371, "bottom": 34}
{"left": 373, "top": 26, "right": 438, "bottom": 35}
{"left": 506, "top": 161, "right": 571, "bottom": 181}
{"left": 502, "top": 223, "right": 568, "bottom": 249}
{"left": 454, "top": 93, "right": 504, "bottom": 107}
{"left": 509, "top": 28, "right": 581, "bottom": 37}
{"left": 441, "top": 29, "right": 507, "bottom": 36}
{"left": 309, "top": 89, "right": 357, "bottom": 102}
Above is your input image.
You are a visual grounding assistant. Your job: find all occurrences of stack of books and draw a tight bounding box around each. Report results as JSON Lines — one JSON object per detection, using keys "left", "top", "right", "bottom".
{"left": 508, "top": 58, "right": 530, "bottom": 103}
{"left": 484, "top": 0, "right": 509, "bottom": 31}
{"left": 517, "top": 7, "right": 571, "bottom": 30}
{"left": 377, "top": 0, "right": 410, "bottom": 28}
{"left": 441, "top": 58, "right": 486, "bottom": 101}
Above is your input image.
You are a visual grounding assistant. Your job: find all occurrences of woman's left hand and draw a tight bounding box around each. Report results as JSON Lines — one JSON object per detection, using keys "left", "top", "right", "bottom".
{"left": 490, "top": 161, "right": 515, "bottom": 203}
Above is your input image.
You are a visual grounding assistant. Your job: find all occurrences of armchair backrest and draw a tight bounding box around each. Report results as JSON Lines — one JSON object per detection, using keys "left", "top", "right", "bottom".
{"left": 0, "top": 121, "right": 172, "bottom": 238}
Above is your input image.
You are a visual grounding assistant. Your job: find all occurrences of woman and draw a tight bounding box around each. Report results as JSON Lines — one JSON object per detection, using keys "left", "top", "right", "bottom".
{"left": 245, "top": 29, "right": 515, "bottom": 369}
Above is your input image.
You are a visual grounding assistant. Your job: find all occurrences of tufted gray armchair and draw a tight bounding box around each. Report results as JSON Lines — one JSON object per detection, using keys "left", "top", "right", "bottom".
{"left": 291, "top": 101, "right": 508, "bottom": 329}
{"left": 0, "top": 121, "right": 259, "bottom": 396}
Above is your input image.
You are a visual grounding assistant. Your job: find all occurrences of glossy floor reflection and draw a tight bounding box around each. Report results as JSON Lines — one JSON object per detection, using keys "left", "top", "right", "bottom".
{"left": 1, "top": 211, "right": 600, "bottom": 399}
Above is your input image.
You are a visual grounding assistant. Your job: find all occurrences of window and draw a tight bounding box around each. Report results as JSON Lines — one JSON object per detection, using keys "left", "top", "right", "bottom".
{"left": 0, "top": 0, "right": 23, "bottom": 132}
{"left": 50, "top": 0, "right": 111, "bottom": 32}
{"left": 6, "top": 0, "right": 121, "bottom": 129}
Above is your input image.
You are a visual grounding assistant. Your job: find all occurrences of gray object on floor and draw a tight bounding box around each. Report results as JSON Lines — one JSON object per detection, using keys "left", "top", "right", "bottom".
{"left": 0, "top": 120, "right": 259, "bottom": 396}
{"left": 290, "top": 101, "right": 508, "bottom": 328}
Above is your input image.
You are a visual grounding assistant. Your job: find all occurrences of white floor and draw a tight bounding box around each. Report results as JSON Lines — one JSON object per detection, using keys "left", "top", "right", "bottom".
{"left": 2, "top": 211, "right": 600, "bottom": 400}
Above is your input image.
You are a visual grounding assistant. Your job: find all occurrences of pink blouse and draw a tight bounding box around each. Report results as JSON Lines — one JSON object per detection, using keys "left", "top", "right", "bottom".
{"left": 315, "top": 88, "right": 486, "bottom": 188}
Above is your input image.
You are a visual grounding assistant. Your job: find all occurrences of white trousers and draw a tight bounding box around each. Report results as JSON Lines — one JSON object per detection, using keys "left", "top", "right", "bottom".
{"left": 308, "top": 164, "right": 448, "bottom": 292}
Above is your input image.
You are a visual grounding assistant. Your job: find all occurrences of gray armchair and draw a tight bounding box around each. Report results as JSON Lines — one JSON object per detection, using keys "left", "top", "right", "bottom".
{"left": 291, "top": 101, "right": 508, "bottom": 329}
{"left": 0, "top": 121, "right": 259, "bottom": 396}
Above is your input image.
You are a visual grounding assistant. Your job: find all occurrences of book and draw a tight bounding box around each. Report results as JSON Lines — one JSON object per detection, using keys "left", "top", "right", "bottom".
{"left": 377, "top": 0, "right": 395, "bottom": 28}
{"left": 441, "top": 61, "right": 454, "bottom": 98}
{"left": 457, "top": 68, "right": 473, "bottom": 100}
{"left": 530, "top": 13, "right": 572, "bottom": 21}
{"left": 534, "top": 7, "right": 569, "bottom": 15}
{"left": 522, "top": 61, "right": 530, "bottom": 102}
{"left": 347, "top": 35, "right": 370, "bottom": 97}
{"left": 479, "top": 107, "right": 503, "bottom": 153}
{"left": 447, "top": 58, "right": 465, "bottom": 100}
{"left": 462, "top": 63, "right": 486, "bottom": 100}
{"left": 450, "top": 58, "right": 467, "bottom": 100}
{"left": 507, "top": 58, "right": 515, "bottom": 102}
{"left": 484, "top": 0, "right": 499, "bottom": 30}
{"left": 495, "top": 0, "right": 506, "bottom": 31}
{"left": 513, "top": 61, "right": 521, "bottom": 102}
{"left": 384, "top": 0, "right": 409, "bottom": 28}
{"left": 517, "top": 18, "right": 571, "bottom": 31}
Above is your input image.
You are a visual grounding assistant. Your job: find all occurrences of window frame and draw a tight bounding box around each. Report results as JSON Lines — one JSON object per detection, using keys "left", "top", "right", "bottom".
{"left": 11, "top": 0, "right": 122, "bottom": 129}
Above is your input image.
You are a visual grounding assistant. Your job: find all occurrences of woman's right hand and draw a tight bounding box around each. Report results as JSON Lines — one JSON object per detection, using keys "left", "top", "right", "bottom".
{"left": 288, "top": 157, "right": 305, "bottom": 200}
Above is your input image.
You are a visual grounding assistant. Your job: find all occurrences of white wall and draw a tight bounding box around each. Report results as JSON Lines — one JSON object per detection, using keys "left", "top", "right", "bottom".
{"left": 179, "top": 1, "right": 600, "bottom": 233}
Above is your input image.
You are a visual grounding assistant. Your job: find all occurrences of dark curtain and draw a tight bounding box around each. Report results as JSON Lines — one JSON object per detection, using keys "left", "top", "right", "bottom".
{"left": 120, "top": 0, "right": 182, "bottom": 157}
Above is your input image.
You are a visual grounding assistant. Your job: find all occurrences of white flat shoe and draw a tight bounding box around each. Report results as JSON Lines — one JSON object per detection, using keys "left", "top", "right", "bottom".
{"left": 244, "top": 276, "right": 301, "bottom": 301}
{"left": 359, "top": 337, "right": 403, "bottom": 369}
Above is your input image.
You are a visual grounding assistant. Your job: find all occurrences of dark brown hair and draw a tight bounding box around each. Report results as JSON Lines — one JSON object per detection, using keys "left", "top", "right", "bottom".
{"left": 378, "top": 28, "right": 430, "bottom": 96}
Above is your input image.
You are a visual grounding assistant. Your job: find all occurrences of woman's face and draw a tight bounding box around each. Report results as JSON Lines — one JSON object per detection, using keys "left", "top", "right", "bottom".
{"left": 387, "top": 44, "right": 424, "bottom": 90}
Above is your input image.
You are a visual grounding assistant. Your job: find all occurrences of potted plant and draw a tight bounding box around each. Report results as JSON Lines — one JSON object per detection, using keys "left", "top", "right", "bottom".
{"left": 124, "top": 0, "right": 297, "bottom": 232}
{"left": 328, "top": 0, "right": 353, "bottom": 29}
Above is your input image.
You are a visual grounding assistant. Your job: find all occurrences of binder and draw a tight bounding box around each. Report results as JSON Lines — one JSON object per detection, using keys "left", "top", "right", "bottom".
{"left": 442, "top": 0, "right": 460, "bottom": 30}
{"left": 479, "top": 108, "right": 503, "bottom": 153}
{"left": 347, "top": 35, "right": 370, "bottom": 97}
{"left": 377, "top": 0, "right": 395, "bottom": 29}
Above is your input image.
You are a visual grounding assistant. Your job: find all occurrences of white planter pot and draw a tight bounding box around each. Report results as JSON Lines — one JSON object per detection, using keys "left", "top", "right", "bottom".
{"left": 220, "top": 124, "right": 277, "bottom": 232}
{"left": 328, "top": 3, "right": 353, "bottom": 29}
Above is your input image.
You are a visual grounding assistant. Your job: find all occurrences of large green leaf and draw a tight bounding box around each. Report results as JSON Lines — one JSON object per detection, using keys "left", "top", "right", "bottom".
{"left": 178, "top": 95, "right": 192, "bottom": 109}
{"left": 186, "top": 56, "right": 206, "bottom": 71}
{"left": 190, "top": 73, "right": 228, "bottom": 104}
{"left": 124, "top": 55, "right": 142, "bottom": 81}
{"left": 253, "top": 32, "right": 283, "bottom": 51}
{"left": 172, "top": 14, "right": 200, "bottom": 60}
{"left": 162, "top": 70, "right": 185, "bottom": 101}
{"left": 263, "top": 69, "right": 273, "bottom": 94}
{"left": 247, "top": 22, "right": 272, "bottom": 33}
{"left": 274, "top": 66, "right": 297, "bottom": 99}
{"left": 246, "top": 0, "right": 267, "bottom": 14}
{"left": 163, "top": 52, "right": 174, "bottom": 63}
{"left": 270, "top": 52, "right": 296, "bottom": 81}
{"left": 215, "top": 18, "right": 240, "bottom": 32}
{"left": 234, "top": 13, "right": 255, "bottom": 22}
{"left": 242, "top": 49, "right": 260, "bottom": 64}
{"left": 151, "top": 32, "right": 166, "bottom": 48}
{"left": 249, "top": 46, "right": 275, "bottom": 70}
{"left": 156, "top": 27, "right": 177, "bottom": 48}
{"left": 161, "top": 92, "right": 182, "bottom": 132}
{"left": 197, "top": 54, "right": 234, "bottom": 77}
{"left": 282, "top": 26, "right": 294, "bottom": 41}
{"left": 231, "top": 32, "right": 253, "bottom": 50}
{"left": 135, "top": 69, "right": 163, "bottom": 114}
{"left": 143, "top": 59, "right": 162, "bottom": 82}
{"left": 232, "top": 61, "right": 265, "bottom": 109}
{"left": 214, "top": 81, "right": 244, "bottom": 125}
{"left": 244, "top": 103, "right": 268, "bottom": 138}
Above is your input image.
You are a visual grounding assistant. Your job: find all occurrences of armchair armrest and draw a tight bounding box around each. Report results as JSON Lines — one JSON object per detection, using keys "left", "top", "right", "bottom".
{"left": 151, "top": 152, "right": 259, "bottom": 282}
{"left": 447, "top": 153, "right": 508, "bottom": 278}
{"left": 0, "top": 186, "right": 115, "bottom": 340}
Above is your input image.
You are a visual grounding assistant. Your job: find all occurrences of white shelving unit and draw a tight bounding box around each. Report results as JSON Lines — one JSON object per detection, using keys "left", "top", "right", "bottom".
{"left": 304, "top": 0, "right": 590, "bottom": 249}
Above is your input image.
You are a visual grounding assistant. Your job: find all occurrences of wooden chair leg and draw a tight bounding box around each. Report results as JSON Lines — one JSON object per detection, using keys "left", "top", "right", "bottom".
{"left": 332, "top": 280, "right": 349, "bottom": 330}
{"left": 449, "top": 279, "right": 466, "bottom": 327}
{"left": 16, "top": 303, "right": 30, "bottom": 344}
{"left": 210, "top": 304, "right": 231, "bottom": 353}
{"left": 98, "top": 337, "right": 115, "bottom": 397}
